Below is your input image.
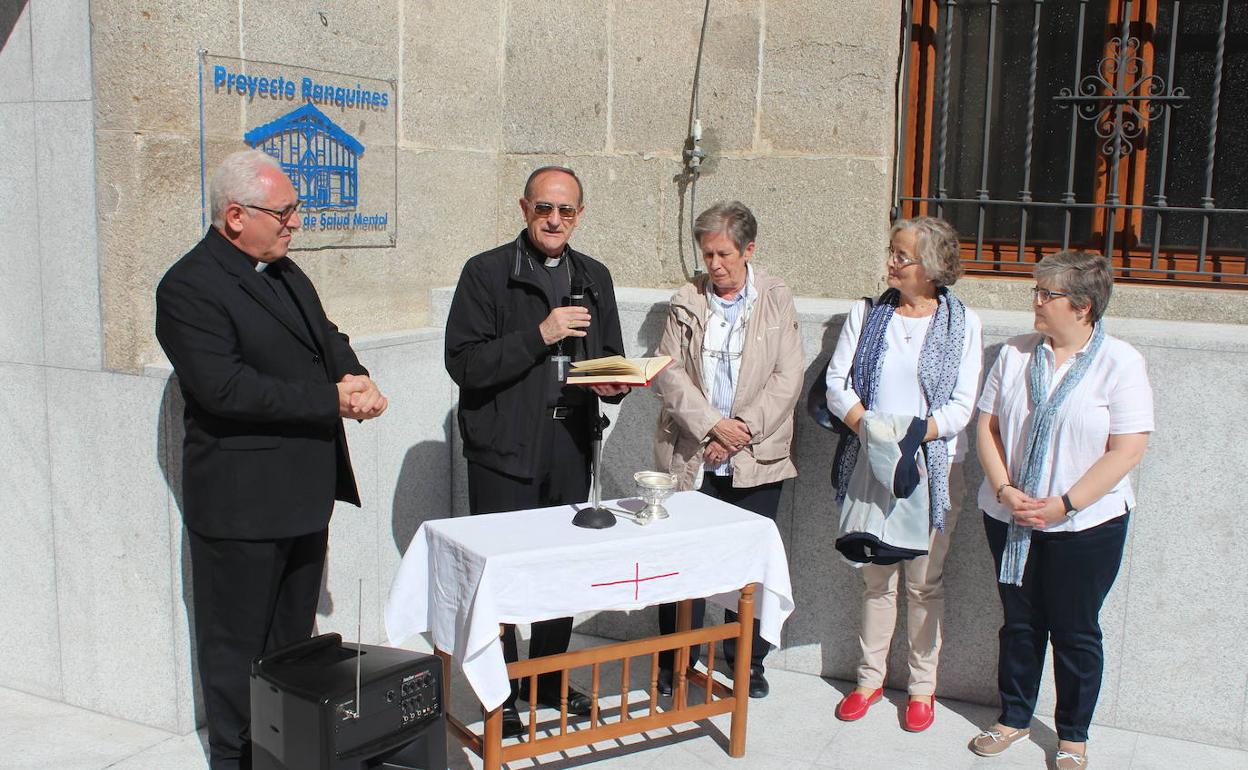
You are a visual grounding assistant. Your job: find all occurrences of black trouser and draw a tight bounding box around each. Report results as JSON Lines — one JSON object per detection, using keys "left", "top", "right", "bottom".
{"left": 658, "top": 474, "right": 783, "bottom": 673}
{"left": 188, "top": 527, "right": 329, "bottom": 770}
{"left": 467, "top": 408, "right": 591, "bottom": 707}
{"left": 983, "top": 511, "right": 1129, "bottom": 743}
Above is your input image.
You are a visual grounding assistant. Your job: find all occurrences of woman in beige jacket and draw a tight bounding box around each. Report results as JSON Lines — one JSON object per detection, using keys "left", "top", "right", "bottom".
{"left": 651, "top": 201, "right": 804, "bottom": 699}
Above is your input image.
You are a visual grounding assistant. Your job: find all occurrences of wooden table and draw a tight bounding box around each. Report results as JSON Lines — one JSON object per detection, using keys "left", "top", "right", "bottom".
{"left": 385, "top": 491, "right": 794, "bottom": 769}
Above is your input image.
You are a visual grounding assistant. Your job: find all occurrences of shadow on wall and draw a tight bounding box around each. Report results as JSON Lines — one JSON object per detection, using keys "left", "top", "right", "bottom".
{"left": 156, "top": 376, "right": 206, "bottom": 739}
{"left": 391, "top": 410, "right": 456, "bottom": 556}
{"left": 598, "top": 301, "right": 670, "bottom": 501}
{"left": 0, "top": 1, "right": 27, "bottom": 54}
{"left": 767, "top": 314, "right": 849, "bottom": 674}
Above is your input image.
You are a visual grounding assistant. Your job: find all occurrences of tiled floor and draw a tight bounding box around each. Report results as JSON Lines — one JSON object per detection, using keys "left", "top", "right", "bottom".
{"left": 3, "top": 657, "right": 1243, "bottom": 769}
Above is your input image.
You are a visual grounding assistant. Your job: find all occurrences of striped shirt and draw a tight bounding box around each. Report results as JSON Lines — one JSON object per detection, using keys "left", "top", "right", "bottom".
{"left": 705, "top": 288, "right": 747, "bottom": 475}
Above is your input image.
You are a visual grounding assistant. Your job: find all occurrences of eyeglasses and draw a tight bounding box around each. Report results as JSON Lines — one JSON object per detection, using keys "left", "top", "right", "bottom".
{"left": 243, "top": 201, "right": 301, "bottom": 226}
{"left": 530, "top": 201, "right": 580, "bottom": 221}
{"left": 1030, "top": 287, "right": 1071, "bottom": 304}
{"left": 885, "top": 246, "right": 920, "bottom": 267}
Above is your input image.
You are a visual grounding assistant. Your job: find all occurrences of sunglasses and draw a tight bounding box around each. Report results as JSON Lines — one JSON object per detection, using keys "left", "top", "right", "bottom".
{"left": 530, "top": 201, "right": 579, "bottom": 221}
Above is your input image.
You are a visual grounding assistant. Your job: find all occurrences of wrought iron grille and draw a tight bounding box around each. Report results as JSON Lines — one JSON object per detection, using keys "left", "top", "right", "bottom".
{"left": 892, "top": 0, "right": 1248, "bottom": 287}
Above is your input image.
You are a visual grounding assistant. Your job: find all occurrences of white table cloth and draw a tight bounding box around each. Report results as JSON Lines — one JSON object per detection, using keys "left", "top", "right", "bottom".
{"left": 384, "top": 491, "right": 795, "bottom": 710}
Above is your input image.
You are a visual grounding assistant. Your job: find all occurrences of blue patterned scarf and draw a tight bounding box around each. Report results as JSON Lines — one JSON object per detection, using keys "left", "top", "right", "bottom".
{"left": 833, "top": 288, "right": 967, "bottom": 531}
{"left": 998, "top": 323, "right": 1106, "bottom": 586}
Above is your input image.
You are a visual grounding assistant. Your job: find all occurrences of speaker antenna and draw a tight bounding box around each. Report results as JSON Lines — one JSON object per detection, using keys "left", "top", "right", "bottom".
{"left": 354, "top": 577, "right": 363, "bottom": 719}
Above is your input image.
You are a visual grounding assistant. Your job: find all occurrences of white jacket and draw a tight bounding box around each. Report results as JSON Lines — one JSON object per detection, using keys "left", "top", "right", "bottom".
{"left": 836, "top": 411, "right": 932, "bottom": 566}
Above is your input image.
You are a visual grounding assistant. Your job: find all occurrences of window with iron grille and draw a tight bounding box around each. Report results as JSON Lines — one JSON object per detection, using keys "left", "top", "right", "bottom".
{"left": 893, "top": 0, "right": 1247, "bottom": 288}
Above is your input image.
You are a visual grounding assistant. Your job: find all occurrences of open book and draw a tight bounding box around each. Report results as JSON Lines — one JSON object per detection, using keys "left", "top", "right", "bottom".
{"left": 566, "top": 355, "right": 673, "bottom": 387}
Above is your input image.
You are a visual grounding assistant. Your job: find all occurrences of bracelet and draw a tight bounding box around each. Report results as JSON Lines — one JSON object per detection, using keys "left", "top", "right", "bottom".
{"left": 995, "top": 482, "right": 1016, "bottom": 503}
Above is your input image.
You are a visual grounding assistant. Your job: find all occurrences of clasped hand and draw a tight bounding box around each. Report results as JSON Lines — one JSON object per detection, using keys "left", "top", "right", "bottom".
{"left": 1001, "top": 486, "right": 1066, "bottom": 528}
{"left": 336, "top": 373, "right": 388, "bottom": 419}
{"left": 705, "top": 418, "right": 751, "bottom": 465}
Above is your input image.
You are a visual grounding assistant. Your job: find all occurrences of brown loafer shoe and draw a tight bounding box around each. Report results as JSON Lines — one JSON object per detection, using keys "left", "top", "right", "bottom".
{"left": 1055, "top": 749, "right": 1088, "bottom": 769}
{"left": 969, "top": 725, "right": 1030, "bottom": 756}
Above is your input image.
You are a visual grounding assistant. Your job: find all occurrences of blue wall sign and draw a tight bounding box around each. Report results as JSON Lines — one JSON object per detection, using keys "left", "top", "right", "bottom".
{"left": 198, "top": 53, "right": 397, "bottom": 249}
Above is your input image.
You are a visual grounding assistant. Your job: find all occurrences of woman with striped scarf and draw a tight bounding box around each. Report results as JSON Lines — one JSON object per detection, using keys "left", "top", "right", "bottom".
{"left": 825, "top": 216, "right": 983, "bottom": 732}
{"left": 970, "top": 251, "right": 1153, "bottom": 770}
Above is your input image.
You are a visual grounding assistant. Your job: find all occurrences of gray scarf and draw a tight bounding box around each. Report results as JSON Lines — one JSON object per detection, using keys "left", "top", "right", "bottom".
{"left": 998, "top": 323, "right": 1106, "bottom": 586}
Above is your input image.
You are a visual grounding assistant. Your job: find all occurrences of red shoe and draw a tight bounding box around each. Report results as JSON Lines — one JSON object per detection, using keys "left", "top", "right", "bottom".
{"left": 904, "top": 696, "right": 935, "bottom": 732}
{"left": 835, "top": 687, "right": 883, "bottom": 721}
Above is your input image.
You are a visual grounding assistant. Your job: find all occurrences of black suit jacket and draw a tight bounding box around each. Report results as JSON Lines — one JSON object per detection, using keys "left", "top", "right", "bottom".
{"left": 156, "top": 228, "right": 367, "bottom": 540}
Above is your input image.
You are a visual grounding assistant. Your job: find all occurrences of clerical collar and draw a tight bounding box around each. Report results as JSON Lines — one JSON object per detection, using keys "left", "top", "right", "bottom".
{"left": 520, "top": 230, "right": 568, "bottom": 267}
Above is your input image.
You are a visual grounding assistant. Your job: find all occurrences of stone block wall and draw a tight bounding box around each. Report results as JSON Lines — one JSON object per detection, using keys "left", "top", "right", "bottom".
{"left": 87, "top": 1, "right": 901, "bottom": 372}
{"left": 79, "top": 1, "right": 1247, "bottom": 370}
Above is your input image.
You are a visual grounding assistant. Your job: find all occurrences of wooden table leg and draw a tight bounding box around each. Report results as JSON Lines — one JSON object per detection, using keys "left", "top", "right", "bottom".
{"left": 436, "top": 649, "right": 452, "bottom": 709}
{"left": 481, "top": 704, "right": 502, "bottom": 770}
{"left": 729, "top": 584, "right": 755, "bottom": 758}
{"left": 675, "top": 598, "right": 692, "bottom": 710}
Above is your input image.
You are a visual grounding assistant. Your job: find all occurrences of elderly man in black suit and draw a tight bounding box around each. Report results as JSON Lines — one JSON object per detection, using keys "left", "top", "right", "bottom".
{"left": 156, "top": 149, "right": 387, "bottom": 770}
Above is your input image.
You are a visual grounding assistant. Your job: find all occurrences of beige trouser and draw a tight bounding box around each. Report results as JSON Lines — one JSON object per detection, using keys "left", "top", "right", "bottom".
{"left": 855, "top": 463, "right": 964, "bottom": 696}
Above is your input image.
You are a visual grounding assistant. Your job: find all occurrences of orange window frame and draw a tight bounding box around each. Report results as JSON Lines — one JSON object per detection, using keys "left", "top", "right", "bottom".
{"left": 899, "top": 0, "right": 1247, "bottom": 287}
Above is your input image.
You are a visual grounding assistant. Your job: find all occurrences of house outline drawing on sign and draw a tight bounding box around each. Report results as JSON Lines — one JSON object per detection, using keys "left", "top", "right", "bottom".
{"left": 244, "top": 103, "right": 365, "bottom": 210}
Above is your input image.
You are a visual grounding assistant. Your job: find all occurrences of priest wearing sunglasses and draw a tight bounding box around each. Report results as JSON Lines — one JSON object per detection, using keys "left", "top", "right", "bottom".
{"left": 444, "top": 165, "right": 630, "bottom": 738}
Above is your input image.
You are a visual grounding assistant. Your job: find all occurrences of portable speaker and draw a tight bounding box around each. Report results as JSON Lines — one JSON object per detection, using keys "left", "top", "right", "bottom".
{"left": 250, "top": 633, "right": 446, "bottom": 770}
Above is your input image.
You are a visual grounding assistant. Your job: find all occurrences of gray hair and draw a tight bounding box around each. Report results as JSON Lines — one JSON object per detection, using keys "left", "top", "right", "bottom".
{"left": 693, "top": 201, "right": 758, "bottom": 255}
{"left": 209, "top": 149, "right": 283, "bottom": 228}
{"left": 890, "top": 216, "right": 962, "bottom": 287}
{"left": 1034, "top": 250, "right": 1114, "bottom": 324}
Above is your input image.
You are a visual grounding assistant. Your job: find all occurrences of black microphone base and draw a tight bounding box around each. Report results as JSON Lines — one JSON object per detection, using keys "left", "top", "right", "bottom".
{"left": 572, "top": 506, "right": 616, "bottom": 529}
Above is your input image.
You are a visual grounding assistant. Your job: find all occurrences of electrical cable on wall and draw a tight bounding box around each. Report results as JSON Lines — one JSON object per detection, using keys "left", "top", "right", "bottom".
{"left": 678, "top": 0, "right": 713, "bottom": 277}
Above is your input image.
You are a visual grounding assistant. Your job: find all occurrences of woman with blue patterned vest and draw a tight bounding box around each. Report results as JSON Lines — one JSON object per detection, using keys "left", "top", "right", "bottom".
{"left": 825, "top": 216, "right": 983, "bottom": 732}
{"left": 970, "top": 251, "right": 1153, "bottom": 770}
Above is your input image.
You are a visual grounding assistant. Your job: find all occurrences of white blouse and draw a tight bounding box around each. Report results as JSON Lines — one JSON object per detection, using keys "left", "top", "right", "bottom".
{"left": 825, "top": 299, "right": 984, "bottom": 462}
{"left": 976, "top": 331, "right": 1154, "bottom": 532}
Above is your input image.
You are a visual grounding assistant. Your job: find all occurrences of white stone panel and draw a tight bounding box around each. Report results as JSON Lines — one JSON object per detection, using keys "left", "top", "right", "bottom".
{"left": 1114, "top": 345, "right": 1248, "bottom": 747}
{"left": 30, "top": 0, "right": 91, "bottom": 101}
{"left": 0, "top": 101, "right": 44, "bottom": 365}
{"left": 48, "top": 368, "right": 181, "bottom": 730}
{"left": 35, "top": 98, "right": 102, "bottom": 370}
{"left": 0, "top": 3, "right": 33, "bottom": 103}
{"left": 0, "top": 363, "right": 60, "bottom": 698}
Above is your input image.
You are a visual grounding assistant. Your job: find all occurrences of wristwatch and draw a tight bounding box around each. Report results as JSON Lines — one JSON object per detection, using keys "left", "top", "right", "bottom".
{"left": 1061, "top": 493, "right": 1077, "bottom": 520}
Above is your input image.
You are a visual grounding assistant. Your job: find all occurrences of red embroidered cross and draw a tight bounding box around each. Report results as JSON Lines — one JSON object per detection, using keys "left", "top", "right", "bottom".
{"left": 591, "top": 562, "right": 680, "bottom": 601}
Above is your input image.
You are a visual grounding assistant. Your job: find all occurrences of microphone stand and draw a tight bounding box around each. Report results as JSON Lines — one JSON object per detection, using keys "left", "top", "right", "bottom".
{"left": 572, "top": 411, "right": 615, "bottom": 529}
{"left": 565, "top": 273, "right": 615, "bottom": 529}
